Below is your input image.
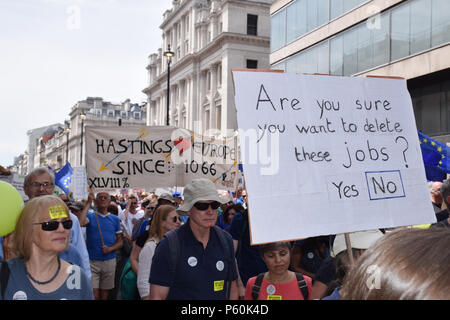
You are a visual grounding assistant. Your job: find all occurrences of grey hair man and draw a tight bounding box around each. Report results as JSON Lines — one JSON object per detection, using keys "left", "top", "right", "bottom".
{"left": 149, "top": 178, "right": 238, "bottom": 300}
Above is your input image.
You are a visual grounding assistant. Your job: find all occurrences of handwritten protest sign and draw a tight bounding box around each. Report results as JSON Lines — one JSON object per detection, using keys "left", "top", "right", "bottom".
{"left": 72, "top": 166, "right": 88, "bottom": 200}
{"left": 85, "top": 126, "right": 238, "bottom": 191}
{"left": 232, "top": 70, "right": 436, "bottom": 244}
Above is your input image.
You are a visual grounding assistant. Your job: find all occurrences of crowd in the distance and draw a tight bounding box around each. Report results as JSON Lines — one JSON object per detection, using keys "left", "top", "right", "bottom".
{"left": 0, "top": 167, "right": 449, "bottom": 300}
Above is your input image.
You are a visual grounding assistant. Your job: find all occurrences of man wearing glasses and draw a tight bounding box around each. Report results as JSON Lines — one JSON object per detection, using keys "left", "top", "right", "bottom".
{"left": 22, "top": 167, "right": 91, "bottom": 280}
{"left": 77, "top": 191, "right": 123, "bottom": 300}
{"left": 149, "top": 178, "right": 238, "bottom": 300}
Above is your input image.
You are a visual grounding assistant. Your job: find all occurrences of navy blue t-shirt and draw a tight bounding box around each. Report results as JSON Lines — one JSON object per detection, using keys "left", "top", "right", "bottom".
{"left": 149, "top": 223, "right": 237, "bottom": 300}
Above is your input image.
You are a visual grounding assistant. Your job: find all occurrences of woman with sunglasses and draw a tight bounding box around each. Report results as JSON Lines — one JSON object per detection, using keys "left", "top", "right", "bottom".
{"left": 137, "top": 205, "right": 181, "bottom": 299}
{"left": 0, "top": 195, "right": 93, "bottom": 300}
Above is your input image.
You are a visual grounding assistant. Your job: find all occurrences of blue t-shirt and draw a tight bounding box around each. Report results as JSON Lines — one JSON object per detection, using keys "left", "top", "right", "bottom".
{"left": 0, "top": 258, "right": 93, "bottom": 300}
{"left": 229, "top": 212, "right": 267, "bottom": 286}
{"left": 149, "top": 223, "right": 238, "bottom": 300}
{"left": 85, "top": 211, "right": 122, "bottom": 261}
{"left": 322, "top": 286, "right": 342, "bottom": 300}
{"left": 136, "top": 218, "right": 150, "bottom": 238}
{"left": 216, "top": 214, "right": 231, "bottom": 232}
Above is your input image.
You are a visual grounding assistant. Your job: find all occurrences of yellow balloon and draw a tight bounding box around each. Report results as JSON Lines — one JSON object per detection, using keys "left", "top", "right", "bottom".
{"left": 0, "top": 181, "right": 24, "bottom": 237}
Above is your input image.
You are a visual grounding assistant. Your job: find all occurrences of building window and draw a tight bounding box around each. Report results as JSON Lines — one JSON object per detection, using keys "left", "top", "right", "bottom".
{"left": 207, "top": 71, "right": 212, "bottom": 92}
{"left": 204, "top": 108, "right": 210, "bottom": 131}
{"left": 217, "top": 64, "right": 222, "bottom": 88}
{"left": 216, "top": 105, "right": 222, "bottom": 131}
{"left": 134, "top": 112, "right": 141, "bottom": 119}
{"left": 409, "top": 69, "right": 450, "bottom": 136}
{"left": 270, "top": 0, "right": 368, "bottom": 52}
{"left": 279, "top": 0, "right": 450, "bottom": 77}
{"left": 246, "top": 59, "right": 258, "bottom": 69}
{"left": 247, "top": 14, "right": 258, "bottom": 36}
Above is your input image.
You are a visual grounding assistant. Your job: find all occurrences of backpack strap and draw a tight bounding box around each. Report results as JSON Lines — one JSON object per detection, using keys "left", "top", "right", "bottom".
{"left": 1, "top": 261, "right": 10, "bottom": 300}
{"left": 213, "top": 226, "right": 232, "bottom": 262}
{"left": 212, "top": 226, "right": 234, "bottom": 299}
{"left": 251, "top": 273, "right": 265, "bottom": 300}
{"left": 164, "top": 229, "right": 179, "bottom": 285}
{"left": 295, "top": 273, "right": 309, "bottom": 300}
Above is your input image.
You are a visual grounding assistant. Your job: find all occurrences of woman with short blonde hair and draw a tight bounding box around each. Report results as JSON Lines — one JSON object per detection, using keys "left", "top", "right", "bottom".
{"left": 1, "top": 195, "right": 93, "bottom": 300}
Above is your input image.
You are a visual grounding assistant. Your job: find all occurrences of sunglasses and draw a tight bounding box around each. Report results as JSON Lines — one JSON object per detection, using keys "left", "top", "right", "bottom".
{"left": 172, "top": 216, "right": 181, "bottom": 223}
{"left": 193, "top": 201, "right": 220, "bottom": 211}
{"left": 33, "top": 220, "right": 73, "bottom": 231}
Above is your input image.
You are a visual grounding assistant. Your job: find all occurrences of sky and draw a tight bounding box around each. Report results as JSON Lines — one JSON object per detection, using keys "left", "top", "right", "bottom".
{"left": 0, "top": 0, "right": 172, "bottom": 167}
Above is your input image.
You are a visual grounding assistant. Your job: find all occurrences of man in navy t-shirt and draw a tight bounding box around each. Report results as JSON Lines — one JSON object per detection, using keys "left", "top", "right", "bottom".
{"left": 149, "top": 179, "right": 238, "bottom": 300}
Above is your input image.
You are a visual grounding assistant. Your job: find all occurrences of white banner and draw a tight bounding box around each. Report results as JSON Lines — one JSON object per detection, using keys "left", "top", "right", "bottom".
{"left": 85, "top": 126, "right": 238, "bottom": 191}
{"left": 232, "top": 70, "right": 436, "bottom": 244}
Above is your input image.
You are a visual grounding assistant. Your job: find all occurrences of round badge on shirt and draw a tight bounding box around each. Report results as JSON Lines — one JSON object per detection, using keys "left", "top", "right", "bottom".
{"left": 266, "top": 284, "right": 276, "bottom": 295}
{"left": 13, "top": 291, "right": 27, "bottom": 300}
{"left": 307, "top": 252, "right": 314, "bottom": 259}
{"left": 187, "top": 256, "right": 198, "bottom": 267}
{"left": 216, "top": 260, "right": 224, "bottom": 271}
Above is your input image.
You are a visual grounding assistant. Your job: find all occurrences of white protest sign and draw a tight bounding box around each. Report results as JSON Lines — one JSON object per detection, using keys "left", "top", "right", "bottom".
{"left": 71, "top": 166, "right": 88, "bottom": 200}
{"left": 232, "top": 70, "right": 436, "bottom": 244}
{"left": 86, "top": 126, "right": 238, "bottom": 191}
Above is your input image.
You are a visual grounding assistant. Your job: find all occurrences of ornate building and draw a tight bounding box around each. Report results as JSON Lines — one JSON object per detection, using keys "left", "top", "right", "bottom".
{"left": 143, "top": 0, "right": 272, "bottom": 136}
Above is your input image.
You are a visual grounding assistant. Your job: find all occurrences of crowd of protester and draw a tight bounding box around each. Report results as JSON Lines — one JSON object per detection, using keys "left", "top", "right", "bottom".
{"left": 0, "top": 166, "right": 449, "bottom": 300}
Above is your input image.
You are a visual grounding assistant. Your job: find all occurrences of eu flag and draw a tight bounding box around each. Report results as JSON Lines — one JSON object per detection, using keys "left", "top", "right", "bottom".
{"left": 418, "top": 131, "right": 449, "bottom": 181}
{"left": 55, "top": 162, "right": 73, "bottom": 195}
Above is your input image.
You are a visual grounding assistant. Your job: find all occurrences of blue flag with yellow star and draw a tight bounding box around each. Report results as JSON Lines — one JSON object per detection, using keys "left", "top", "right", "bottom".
{"left": 418, "top": 131, "right": 449, "bottom": 181}
{"left": 55, "top": 162, "right": 73, "bottom": 195}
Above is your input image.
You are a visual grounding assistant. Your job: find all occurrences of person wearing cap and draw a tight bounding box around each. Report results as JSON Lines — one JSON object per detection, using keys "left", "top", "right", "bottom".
{"left": 322, "top": 230, "right": 384, "bottom": 300}
{"left": 158, "top": 192, "right": 176, "bottom": 206}
{"left": 172, "top": 191, "right": 183, "bottom": 207}
{"left": 149, "top": 179, "right": 238, "bottom": 300}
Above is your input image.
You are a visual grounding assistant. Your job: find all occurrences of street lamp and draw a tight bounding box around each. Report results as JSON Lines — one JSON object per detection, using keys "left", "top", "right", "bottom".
{"left": 65, "top": 121, "right": 71, "bottom": 163}
{"left": 79, "top": 113, "right": 86, "bottom": 166}
{"left": 164, "top": 44, "right": 175, "bottom": 126}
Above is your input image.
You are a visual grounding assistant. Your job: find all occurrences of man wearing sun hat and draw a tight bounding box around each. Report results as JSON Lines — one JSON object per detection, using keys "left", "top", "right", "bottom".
{"left": 149, "top": 178, "right": 238, "bottom": 300}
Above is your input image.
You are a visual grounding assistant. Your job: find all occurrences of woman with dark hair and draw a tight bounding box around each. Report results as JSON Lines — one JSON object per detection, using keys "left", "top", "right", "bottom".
{"left": 217, "top": 204, "right": 242, "bottom": 232}
{"left": 341, "top": 228, "right": 450, "bottom": 300}
{"left": 244, "top": 242, "right": 312, "bottom": 300}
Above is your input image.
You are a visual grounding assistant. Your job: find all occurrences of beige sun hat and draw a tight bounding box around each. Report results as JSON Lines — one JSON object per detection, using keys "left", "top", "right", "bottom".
{"left": 158, "top": 192, "right": 175, "bottom": 203}
{"left": 331, "top": 229, "right": 384, "bottom": 257}
{"left": 177, "top": 178, "right": 228, "bottom": 215}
